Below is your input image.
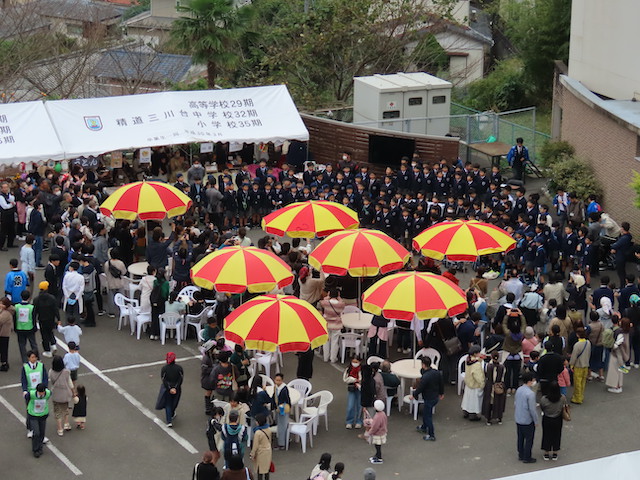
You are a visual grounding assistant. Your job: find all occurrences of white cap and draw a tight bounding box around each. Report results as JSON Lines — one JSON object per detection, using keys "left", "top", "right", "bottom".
{"left": 374, "top": 400, "right": 385, "bottom": 412}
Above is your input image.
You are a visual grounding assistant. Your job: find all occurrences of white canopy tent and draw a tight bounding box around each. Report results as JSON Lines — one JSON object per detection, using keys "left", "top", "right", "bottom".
{"left": 0, "top": 85, "right": 309, "bottom": 166}
{"left": 493, "top": 450, "right": 640, "bottom": 480}
{"left": 0, "top": 101, "right": 66, "bottom": 164}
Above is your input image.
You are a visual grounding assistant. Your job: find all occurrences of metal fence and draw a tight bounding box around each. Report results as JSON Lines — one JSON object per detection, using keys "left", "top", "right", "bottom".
{"left": 450, "top": 103, "right": 550, "bottom": 162}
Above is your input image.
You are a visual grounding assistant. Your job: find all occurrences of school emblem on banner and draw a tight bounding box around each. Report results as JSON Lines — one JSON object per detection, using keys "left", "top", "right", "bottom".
{"left": 84, "top": 116, "right": 103, "bottom": 131}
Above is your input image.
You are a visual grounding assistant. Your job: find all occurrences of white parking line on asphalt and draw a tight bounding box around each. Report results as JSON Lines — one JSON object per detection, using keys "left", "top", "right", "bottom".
{"left": 0, "top": 356, "right": 199, "bottom": 391}
{"left": 0, "top": 393, "right": 83, "bottom": 476}
{"left": 55, "top": 339, "right": 199, "bottom": 455}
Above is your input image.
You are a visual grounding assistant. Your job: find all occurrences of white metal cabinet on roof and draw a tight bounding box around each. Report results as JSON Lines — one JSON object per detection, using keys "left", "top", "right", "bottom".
{"left": 353, "top": 72, "right": 452, "bottom": 136}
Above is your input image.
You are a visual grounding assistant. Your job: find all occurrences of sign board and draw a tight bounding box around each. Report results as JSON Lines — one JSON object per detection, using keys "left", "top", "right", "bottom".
{"left": 200, "top": 142, "right": 214, "bottom": 153}
{"left": 139, "top": 147, "right": 151, "bottom": 164}
{"left": 111, "top": 151, "right": 123, "bottom": 169}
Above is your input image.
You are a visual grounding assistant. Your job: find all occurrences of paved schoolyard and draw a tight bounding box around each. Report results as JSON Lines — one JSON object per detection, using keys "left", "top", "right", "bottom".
{"left": 1, "top": 247, "right": 639, "bottom": 480}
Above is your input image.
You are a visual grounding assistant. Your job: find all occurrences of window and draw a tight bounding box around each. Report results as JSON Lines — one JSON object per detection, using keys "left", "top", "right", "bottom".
{"left": 432, "top": 95, "right": 446, "bottom": 104}
{"left": 382, "top": 110, "right": 401, "bottom": 119}
{"left": 408, "top": 97, "right": 423, "bottom": 106}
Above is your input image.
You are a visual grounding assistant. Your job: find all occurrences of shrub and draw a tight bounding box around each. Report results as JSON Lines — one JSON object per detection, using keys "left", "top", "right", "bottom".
{"left": 539, "top": 140, "right": 575, "bottom": 169}
{"left": 548, "top": 156, "right": 602, "bottom": 201}
{"left": 463, "top": 59, "right": 533, "bottom": 112}
{"left": 629, "top": 171, "right": 640, "bottom": 209}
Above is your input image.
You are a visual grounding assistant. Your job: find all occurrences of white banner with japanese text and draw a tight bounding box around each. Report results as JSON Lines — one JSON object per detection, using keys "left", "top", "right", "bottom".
{"left": 44, "top": 85, "right": 309, "bottom": 159}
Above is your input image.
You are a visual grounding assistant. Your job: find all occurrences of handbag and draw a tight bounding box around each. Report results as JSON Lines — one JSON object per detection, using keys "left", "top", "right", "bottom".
{"left": 437, "top": 321, "right": 462, "bottom": 356}
{"left": 269, "top": 461, "right": 276, "bottom": 473}
{"left": 562, "top": 403, "right": 571, "bottom": 422}
{"left": 155, "top": 384, "right": 167, "bottom": 410}
{"left": 493, "top": 382, "right": 505, "bottom": 395}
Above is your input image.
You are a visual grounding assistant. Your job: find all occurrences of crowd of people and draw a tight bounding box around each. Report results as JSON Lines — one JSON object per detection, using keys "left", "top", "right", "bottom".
{"left": 2, "top": 145, "right": 639, "bottom": 476}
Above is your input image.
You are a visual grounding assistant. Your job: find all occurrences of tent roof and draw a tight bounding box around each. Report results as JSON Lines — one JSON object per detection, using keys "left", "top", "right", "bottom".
{"left": 0, "top": 85, "right": 309, "bottom": 165}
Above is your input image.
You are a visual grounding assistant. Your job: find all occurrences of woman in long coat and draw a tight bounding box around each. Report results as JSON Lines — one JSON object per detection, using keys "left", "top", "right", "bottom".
{"left": 482, "top": 350, "right": 506, "bottom": 424}
{"left": 250, "top": 413, "right": 272, "bottom": 480}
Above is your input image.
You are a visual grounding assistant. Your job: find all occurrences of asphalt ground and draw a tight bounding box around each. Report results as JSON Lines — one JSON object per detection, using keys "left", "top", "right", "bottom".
{"left": 1, "top": 238, "right": 639, "bottom": 480}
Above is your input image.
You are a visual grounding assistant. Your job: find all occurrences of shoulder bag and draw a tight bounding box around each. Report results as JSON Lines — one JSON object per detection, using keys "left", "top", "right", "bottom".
{"left": 437, "top": 321, "right": 462, "bottom": 356}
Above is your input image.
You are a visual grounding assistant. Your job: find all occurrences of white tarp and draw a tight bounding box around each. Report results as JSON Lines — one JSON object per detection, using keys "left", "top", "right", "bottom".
{"left": 0, "top": 101, "right": 66, "bottom": 164}
{"left": 0, "top": 85, "right": 309, "bottom": 165}
{"left": 493, "top": 450, "right": 640, "bottom": 480}
{"left": 45, "top": 85, "right": 309, "bottom": 159}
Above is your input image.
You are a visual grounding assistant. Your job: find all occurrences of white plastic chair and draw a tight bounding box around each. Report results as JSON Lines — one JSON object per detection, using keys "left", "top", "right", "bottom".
{"left": 367, "top": 356, "right": 384, "bottom": 365}
{"left": 131, "top": 311, "right": 151, "bottom": 340}
{"left": 286, "top": 413, "right": 316, "bottom": 453}
{"left": 302, "top": 390, "right": 333, "bottom": 433}
{"left": 197, "top": 329, "right": 206, "bottom": 342}
{"left": 259, "top": 374, "right": 275, "bottom": 389}
{"left": 184, "top": 306, "right": 213, "bottom": 339}
{"left": 387, "top": 319, "right": 396, "bottom": 347}
{"left": 288, "top": 378, "right": 312, "bottom": 420}
{"left": 122, "top": 276, "right": 140, "bottom": 301}
{"left": 114, "top": 293, "right": 138, "bottom": 330}
{"left": 253, "top": 351, "right": 282, "bottom": 379}
{"left": 339, "top": 332, "right": 364, "bottom": 363}
{"left": 403, "top": 388, "right": 436, "bottom": 420}
{"left": 457, "top": 354, "right": 469, "bottom": 396}
{"left": 403, "top": 388, "right": 423, "bottom": 421}
{"left": 160, "top": 312, "right": 183, "bottom": 345}
{"left": 212, "top": 399, "right": 229, "bottom": 411}
{"left": 178, "top": 285, "right": 200, "bottom": 302}
{"left": 342, "top": 305, "right": 362, "bottom": 315}
{"left": 386, "top": 386, "right": 400, "bottom": 416}
{"left": 414, "top": 348, "right": 441, "bottom": 369}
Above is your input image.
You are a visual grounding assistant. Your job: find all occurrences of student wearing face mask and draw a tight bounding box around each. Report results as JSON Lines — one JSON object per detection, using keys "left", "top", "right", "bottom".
{"left": 514, "top": 372, "right": 539, "bottom": 463}
{"left": 342, "top": 355, "right": 362, "bottom": 429}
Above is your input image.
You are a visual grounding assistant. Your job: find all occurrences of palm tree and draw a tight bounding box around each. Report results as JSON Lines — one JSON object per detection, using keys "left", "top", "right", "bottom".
{"left": 171, "top": 0, "right": 251, "bottom": 89}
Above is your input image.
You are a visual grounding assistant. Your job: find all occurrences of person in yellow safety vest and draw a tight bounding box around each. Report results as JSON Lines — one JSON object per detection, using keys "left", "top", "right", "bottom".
{"left": 25, "top": 383, "right": 51, "bottom": 458}
{"left": 21, "top": 350, "right": 48, "bottom": 438}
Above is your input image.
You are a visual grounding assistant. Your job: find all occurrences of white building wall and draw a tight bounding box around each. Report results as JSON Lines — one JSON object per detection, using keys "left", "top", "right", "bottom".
{"left": 569, "top": 0, "right": 640, "bottom": 100}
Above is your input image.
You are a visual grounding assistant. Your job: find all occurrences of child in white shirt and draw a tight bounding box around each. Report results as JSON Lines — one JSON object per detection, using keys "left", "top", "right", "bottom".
{"left": 63, "top": 341, "right": 81, "bottom": 383}
{"left": 57, "top": 317, "right": 82, "bottom": 346}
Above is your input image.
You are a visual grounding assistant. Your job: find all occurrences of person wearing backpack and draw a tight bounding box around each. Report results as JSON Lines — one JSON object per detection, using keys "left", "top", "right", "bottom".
{"left": 221, "top": 410, "right": 248, "bottom": 468}
{"left": 149, "top": 268, "right": 169, "bottom": 341}
{"left": 104, "top": 249, "right": 127, "bottom": 318}
{"left": 569, "top": 327, "right": 591, "bottom": 404}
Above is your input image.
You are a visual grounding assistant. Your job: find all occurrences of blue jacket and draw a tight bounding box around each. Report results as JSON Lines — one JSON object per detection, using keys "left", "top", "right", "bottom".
{"left": 5, "top": 270, "right": 28, "bottom": 303}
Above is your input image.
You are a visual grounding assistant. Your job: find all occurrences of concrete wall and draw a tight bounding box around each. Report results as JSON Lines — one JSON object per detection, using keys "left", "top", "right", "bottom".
{"left": 569, "top": 0, "right": 640, "bottom": 100}
{"left": 557, "top": 81, "right": 640, "bottom": 233}
{"left": 151, "top": 0, "right": 180, "bottom": 18}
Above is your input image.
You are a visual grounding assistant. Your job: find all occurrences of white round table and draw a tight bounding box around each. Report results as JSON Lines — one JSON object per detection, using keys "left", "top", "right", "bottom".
{"left": 128, "top": 261, "right": 149, "bottom": 278}
{"left": 341, "top": 312, "right": 374, "bottom": 331}
{"left": 391, "top": 358, "right": 423, "bottom": 397}
{"left": 264, "top": 385, "right": 301, "bottom": 407}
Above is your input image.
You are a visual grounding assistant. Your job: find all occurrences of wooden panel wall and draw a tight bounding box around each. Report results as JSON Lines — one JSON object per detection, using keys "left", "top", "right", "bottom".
{"left": 301, "top": 114, "right": 460, "bottom": 170}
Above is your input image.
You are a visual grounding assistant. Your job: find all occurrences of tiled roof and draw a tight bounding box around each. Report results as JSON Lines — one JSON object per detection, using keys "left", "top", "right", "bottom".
{"left": 92, "top": 49, "right": 194, "bottom": 83}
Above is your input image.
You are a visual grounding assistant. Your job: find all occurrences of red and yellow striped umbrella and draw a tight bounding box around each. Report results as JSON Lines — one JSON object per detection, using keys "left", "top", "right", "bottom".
{"left": 308, "top": 228, "right": 410, "bottom": 277}
{"left": 362, "top": 271, "right": 467, "bottom": 321}
{"left": 261, "top": 200, "right": 359, "bottom": 238}
{"left": 413, "top": 220, "right": 516, "bottom": 261}
{"left": 100, "top": 181, "right": 192, "bottom": 220}
{"left": 190, "top": 246, "right": 294, "bottom": 294}
{"left": 224, "top": 294, "right": 328, "bottom": 352}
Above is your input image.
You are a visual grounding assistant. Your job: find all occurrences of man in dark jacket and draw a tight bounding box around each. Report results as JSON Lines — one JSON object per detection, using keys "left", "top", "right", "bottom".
{"left": 146, "top": 226, "right": 175, "bottom": 269}
{"left": 44, "top": 254, "right": 61, "bottom": 300}
{"left": 611, "top": 222, "right": 634, "bottom": 290}
{"left": 411, "top": 356, "right": 444, "bottom": 441}
{"left": 536, "top": 341, "right": 564, "bottom": 396}
{"left": 33, "top": 282, "right": 60, "bottom": 357}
